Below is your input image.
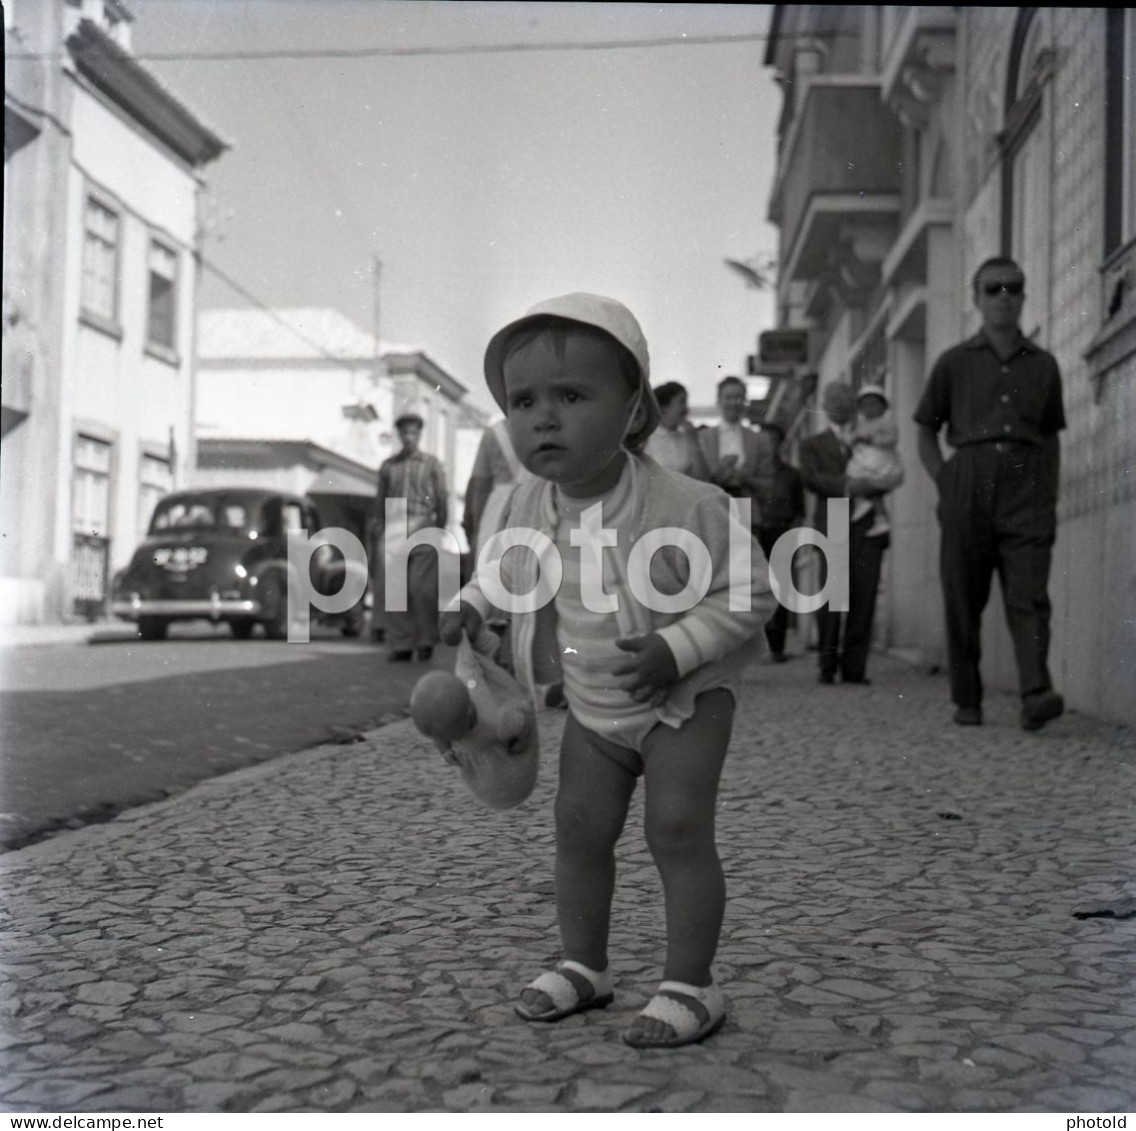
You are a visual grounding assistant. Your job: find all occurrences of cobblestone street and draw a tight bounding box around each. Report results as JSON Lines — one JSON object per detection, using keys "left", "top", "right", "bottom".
{"left": 1, "top": 653, "right": 1133, "bottom": 1114}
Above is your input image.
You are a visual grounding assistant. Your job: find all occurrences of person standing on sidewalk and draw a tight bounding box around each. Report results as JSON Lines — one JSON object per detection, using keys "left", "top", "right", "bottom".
{"left": 442, "top": 293, "right": 773, "bottom": 1049}
{"left": 753, "top": 420, "right": 804, "bottom": 663}
{"left": 799, "top": 382, "right": 896, "bottom": 686}
{"left": 846, "top": 385, "right": 904, "bottom": 537}
{"left": 914, "top": 257, "right": 1066, "bottom": 731}
{"left": 699, "top": 376, "right": 776, "bottom": 529}
{"left": 644, "top": 381, "right": 712, "bottom": 480}
{"left": 374, "top": 412, "right": 448, "bottom": 663}
{"left": 462, "top": 418, "right": 531, "bottom": 560}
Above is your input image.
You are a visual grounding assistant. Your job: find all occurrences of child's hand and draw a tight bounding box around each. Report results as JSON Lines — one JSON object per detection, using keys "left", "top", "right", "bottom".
{"left": 613, "top": 634, "right": 679, "bottom": 707}
{"left": 439, "top": 601, "right": 483, "bottom": 646}
{"left": 432, "top": 735, "right": 462, "bottom": 766}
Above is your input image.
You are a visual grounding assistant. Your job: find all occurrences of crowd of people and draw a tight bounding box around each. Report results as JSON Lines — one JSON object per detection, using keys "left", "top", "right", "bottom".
{"left": 369, "top": 256, "right": 1065, "bottom": 732}
{"left": 370, "top": 363, "right": 906, "bottom": 680}
{"left": 365, "top": 260, "right": 1066, "bottom": 1049}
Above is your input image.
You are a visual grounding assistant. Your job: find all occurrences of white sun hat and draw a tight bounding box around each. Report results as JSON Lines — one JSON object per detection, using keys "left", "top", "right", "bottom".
{"left": 483, "top": 292, "right": 660, "bottom": 449}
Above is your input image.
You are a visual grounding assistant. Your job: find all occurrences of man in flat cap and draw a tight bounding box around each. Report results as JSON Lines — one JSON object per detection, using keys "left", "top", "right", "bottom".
{"left": 373, "top": 412, "right": 448, "bottom": 661}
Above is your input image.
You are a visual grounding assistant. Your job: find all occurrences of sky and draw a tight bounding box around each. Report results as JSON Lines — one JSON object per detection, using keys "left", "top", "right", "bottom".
{"left": 133, "top": 1, "right": 782, "bottom": 417}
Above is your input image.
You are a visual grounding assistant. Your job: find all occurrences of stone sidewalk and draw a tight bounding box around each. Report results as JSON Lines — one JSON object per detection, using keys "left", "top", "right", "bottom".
{"left": 1, "top": 653, "right": 1133, "bottom": 1113}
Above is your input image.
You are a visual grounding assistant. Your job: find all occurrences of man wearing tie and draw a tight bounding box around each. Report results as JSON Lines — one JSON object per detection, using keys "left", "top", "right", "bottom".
{"left": 799, "top": 382, "right": 898, "bottom": 685}
{"left": 699, "top": 375, "right": 776, "bottom": 529}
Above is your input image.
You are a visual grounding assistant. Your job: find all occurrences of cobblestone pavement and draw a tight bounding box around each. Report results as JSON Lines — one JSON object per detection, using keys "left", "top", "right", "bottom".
{"left": 1, "top": 653, "right": 1133, "bottom": 1114}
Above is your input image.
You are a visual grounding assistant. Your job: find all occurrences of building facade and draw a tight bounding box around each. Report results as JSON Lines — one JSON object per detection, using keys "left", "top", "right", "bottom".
{"left": 195, "top": 307, "right": 487, "bottom": 549}
{"left": 2, "top": 0, "right": 226, "bottom": 624}
{"left": 762, "top": 6, "right": 1136, "bottom": 725}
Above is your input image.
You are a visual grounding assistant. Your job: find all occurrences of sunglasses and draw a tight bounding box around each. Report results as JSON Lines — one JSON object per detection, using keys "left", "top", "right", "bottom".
{"left": 982, "top": 281, "right": 1024, "bottom": 296}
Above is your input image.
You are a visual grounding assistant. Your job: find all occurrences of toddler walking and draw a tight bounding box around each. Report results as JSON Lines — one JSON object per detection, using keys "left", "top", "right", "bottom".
{"left": 441, "top": 293, "right": 774, "bottom": 1048}
{"left": 847, "top": 384, "right": 904, "bottom": 537}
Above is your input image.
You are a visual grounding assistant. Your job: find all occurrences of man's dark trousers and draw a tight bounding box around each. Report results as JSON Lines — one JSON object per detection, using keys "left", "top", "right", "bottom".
{"left": 815, "top": 513, "right": 888, "bottom": 682}
{"left": 936, "top": 441, "right": 1057, "bottom": 709}
{"left": 757, "top": 525, "right": 792, "bottom": 655}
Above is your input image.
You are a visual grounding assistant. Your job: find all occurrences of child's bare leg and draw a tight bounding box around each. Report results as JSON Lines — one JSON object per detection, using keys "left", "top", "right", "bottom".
{"left": 629, "top": 689, "right": 734, "bottom": 1043}
{"left": 519, "top": 712, "right": 637, "bottom": 1013}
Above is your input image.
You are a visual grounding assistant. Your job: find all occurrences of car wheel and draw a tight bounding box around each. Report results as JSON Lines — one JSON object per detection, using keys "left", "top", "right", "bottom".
{"left": 138, "top": 617, "right": 168, "bottom": 641}
{"left": 261, "top": 574, "right": 289, "bottom": 640}
{"left": 229, "top": 618, "right": 256, "bottom": 640}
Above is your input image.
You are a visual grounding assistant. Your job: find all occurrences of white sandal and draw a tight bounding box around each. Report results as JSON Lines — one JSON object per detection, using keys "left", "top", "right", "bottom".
{"left": 514, "top": 960, "right": 614, "bottom": 1023}
{"left": 623, "top": 977, "right": 726, "bottom": 1048}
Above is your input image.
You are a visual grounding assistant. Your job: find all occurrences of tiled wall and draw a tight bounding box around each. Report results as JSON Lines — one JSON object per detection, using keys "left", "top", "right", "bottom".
{"left": 959, "top": 9, "right": 1135, "bottom": 723}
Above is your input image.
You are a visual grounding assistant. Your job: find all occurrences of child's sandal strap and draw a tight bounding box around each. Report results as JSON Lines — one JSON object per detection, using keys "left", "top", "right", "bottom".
{"left": 525, "top": 970, "right": 579, "bottom": 1013}
{"left": 656, "top": 978, "right": 723, "bottom": 1013}
{"left": 515, "top": 961, "right": 613, "bottom": 1023}
{"left": 560, "top": 960, "right": 613, "bottom": 996}
{"left": 625, "top": 978, "right": 726, "bottom": 1048}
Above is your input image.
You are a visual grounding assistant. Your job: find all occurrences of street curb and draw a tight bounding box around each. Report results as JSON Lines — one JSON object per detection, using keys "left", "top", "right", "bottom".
{"left": 0, "top": 709, "right": 421, "bottom": 865}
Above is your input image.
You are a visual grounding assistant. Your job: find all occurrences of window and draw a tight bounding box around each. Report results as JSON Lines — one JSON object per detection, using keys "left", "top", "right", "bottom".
{"left": 72, "top": 435, "right": 112, "bottom": 537}
{"left": 1001, "top": 9, "right": 1052, "bottom": 340}
{"left": 71, "top": 434, "right": 113, "bottom": 615}
{"left": 1105, "top": 9, "right": 1136, "bottom": 256}
{"left": 151, "top": 498, "right": 250, "bottom": 533}
{"left": 81, "top": 194, "right": 120, "bottom": 325}
{"left": 138, "top": 454, "right": 172, "bottom": 534}
{"left": 146, "top": 238, "right": 178, "bottom": 352}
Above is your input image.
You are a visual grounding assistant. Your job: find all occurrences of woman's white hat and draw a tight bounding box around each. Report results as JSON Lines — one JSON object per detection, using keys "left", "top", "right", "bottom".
{"left": 483, "top": 292, "right": 660, "bottom": 449}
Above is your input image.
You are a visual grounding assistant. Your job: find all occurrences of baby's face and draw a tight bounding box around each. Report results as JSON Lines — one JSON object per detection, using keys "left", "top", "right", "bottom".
{"left": 858, "top": 395, "right": 887, "bottom": 421}
{"left": 503, "top": 332, "right": 637, "bottom": 497}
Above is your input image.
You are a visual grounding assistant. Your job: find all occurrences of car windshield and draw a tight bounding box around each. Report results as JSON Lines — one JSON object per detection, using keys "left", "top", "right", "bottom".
{"left": 150, "top": 498, "right": 250, "bottom": 534}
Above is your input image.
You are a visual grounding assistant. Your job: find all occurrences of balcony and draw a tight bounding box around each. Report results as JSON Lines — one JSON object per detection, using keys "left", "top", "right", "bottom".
{"left": 880, "top": 7, "right": 957, "bottom": 120}
{"left": 769, "top": 80, "right": 904, "bottom": 286}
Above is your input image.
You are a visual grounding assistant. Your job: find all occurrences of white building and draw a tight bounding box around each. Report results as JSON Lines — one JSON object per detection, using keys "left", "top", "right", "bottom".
{"left": 195, "top": 307, "right": 486, "bottom": 548}
{"left": 2, "top": 0, "right": 227, "bottom": 624}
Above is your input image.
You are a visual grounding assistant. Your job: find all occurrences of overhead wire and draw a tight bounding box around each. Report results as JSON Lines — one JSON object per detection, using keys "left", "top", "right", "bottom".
{"left": 13, "top": 22, "right": 811, "bottom": 369}
{"left": 199, "top": 256, "right": 380, "bottom": 373}
{"left": 9, "top": 28, "right": 852, "bottom": 63}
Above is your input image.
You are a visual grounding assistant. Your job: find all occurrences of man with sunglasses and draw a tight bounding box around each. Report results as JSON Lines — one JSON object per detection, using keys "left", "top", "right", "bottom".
{"left": 915, "top": 257, "right": 1066, "bottom": 732}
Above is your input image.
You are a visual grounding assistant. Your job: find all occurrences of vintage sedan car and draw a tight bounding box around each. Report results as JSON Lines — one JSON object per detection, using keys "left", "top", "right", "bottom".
{"left": 111, "top": 488, "right": 366, "bottom": 640}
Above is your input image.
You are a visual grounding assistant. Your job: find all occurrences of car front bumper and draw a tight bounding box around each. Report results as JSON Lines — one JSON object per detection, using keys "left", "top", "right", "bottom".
{"left": 111, "top": 595, "right": 261, "bottom": 621}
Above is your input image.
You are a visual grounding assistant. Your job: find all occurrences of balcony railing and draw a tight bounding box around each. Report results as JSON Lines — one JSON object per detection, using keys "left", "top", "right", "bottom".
{"left": 770, "top": 80, "right": 904, "bottom": 283}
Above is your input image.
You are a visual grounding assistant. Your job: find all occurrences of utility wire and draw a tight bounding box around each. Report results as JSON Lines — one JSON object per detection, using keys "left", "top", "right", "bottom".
{"left": 199, "top": 256, "right": 379, "bottom": 373}
{"left": 9, "top": 29, "right": 853, "bottom": 63}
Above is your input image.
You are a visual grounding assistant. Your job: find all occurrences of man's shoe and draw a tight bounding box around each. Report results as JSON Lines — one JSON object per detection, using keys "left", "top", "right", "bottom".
{"left": 771, "top": 652, "right": 788, "bottom": 664}
{"left": 388, "top": 650, "right": 412, "bottom": 663}
{"left": 953, "top": 706, "right": 983, "bottom": 726}
{"left": 1021, "top": 689, "right": 1064, "bottom": 732}
{"left": 818, "top": 671, "right": 835, "bottom": 685}
{"left": 415, "top": 646, "right": 434, "bottom": 662}
{"left": 842, "top": 675, "right": 871, "bottom": 685}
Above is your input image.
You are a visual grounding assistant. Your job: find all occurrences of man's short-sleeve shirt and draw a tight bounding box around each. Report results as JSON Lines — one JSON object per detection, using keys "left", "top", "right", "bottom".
{"left": 914, "top": 332, "right": 1066, "bottom": 447}
{"left": 377, "top": 449, "right": 446, "bottom": 528}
